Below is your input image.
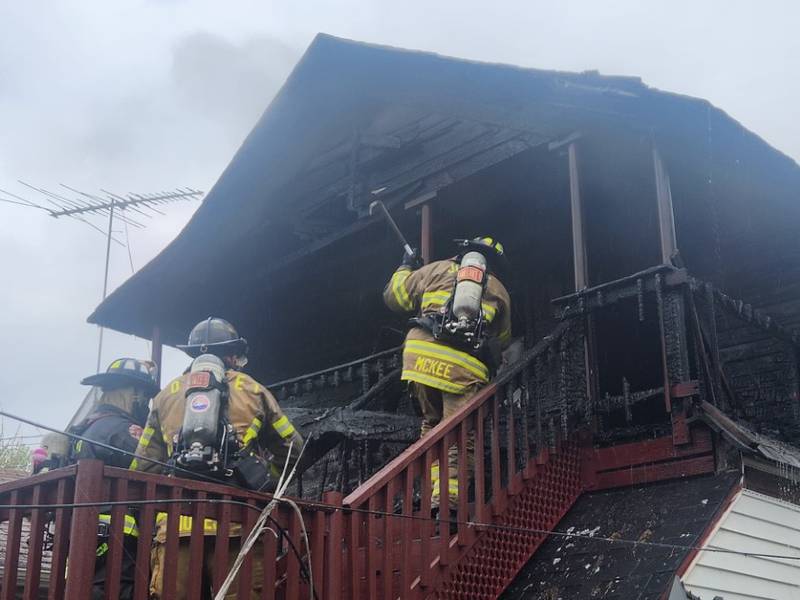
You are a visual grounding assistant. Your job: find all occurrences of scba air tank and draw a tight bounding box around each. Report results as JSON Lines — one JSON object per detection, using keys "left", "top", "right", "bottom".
{"left": 451, "top": 251, "right": 487, "bottom": 327}
{"left": 180, "top": 354, "right": 226, "bottom": 464}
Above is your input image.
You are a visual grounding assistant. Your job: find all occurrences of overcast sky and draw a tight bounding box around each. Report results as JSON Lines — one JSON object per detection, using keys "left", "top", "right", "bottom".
{"left": 1, "top": 0, "right": 798, "bottom": 440}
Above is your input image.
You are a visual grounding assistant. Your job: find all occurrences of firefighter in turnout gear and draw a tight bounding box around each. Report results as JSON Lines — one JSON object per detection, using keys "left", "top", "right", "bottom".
{"left": 69, "top": 357, "right": 159, "bottom": 600}
{"left": 133, "top": 317, "right": 303, "bottom": 600}
{"left": 384, "top": 237, "right": 512, "bottom": 512}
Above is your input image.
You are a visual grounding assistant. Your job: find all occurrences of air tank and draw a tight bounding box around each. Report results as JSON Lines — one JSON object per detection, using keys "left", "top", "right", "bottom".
{"left": 179, "top": 354, "right": 225, "bottom": 464}
{"left": 451, "top": 251, "right": 487, "bottom": 327}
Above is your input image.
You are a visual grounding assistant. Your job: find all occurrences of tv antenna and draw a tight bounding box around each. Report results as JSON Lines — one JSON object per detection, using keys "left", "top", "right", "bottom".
{"left": 0, "top": 183, "right": 204, "bottom": 371}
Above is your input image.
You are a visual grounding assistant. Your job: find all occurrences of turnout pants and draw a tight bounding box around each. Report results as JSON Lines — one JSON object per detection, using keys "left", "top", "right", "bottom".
{"left": 150, "top": 538, "right": 263, "bottom": 599}
{"left": 413, "top": 382, "right": 482, "bottom": 510}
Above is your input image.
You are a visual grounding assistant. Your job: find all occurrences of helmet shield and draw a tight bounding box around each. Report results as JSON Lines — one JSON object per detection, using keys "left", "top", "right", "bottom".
{"left": 177, "top": 317, "right": 248, "bottom": 359}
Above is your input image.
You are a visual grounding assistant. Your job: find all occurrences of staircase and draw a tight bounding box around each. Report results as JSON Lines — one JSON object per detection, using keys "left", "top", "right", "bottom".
{"left": 342, "top": 322, "right": 587, "bottom": 599}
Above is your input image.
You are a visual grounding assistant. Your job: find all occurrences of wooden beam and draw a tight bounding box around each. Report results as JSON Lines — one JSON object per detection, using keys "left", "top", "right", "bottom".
{"left": 653, "top": 144, "right": 678, "bottom": 264}
{"left": 421, "top": 203, "right": 434, "bottom": 264}
{"left": 568, "top": 142, "right": 588, "bottom": 291}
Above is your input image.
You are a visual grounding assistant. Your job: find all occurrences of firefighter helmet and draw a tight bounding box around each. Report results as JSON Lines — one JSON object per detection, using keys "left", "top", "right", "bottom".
{"left": 463, "top": 236, "right": 505, "bottom": 257}
{"left": 456, "top": 236, "right": 508, "bottom": 275}
{"left": 177, "top": 317, "right": 249, "bottom": 359}
{"left": 81, "top": 358, "right": 160, "bottom": 397}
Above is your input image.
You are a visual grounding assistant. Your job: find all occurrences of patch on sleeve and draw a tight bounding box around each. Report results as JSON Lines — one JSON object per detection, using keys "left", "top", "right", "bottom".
{"left": 129, "top": 424, "right": 143, "bottom": 440}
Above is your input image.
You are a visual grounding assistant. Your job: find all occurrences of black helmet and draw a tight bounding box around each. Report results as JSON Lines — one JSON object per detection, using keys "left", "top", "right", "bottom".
{"left": 81, "top": 358, "right": 160, "bottom": 398}
{"left": 177, "top": 317, "right": 248, "bottom": 359}
{"left": 456, "top": 236, "right": 509, "bottom": 275}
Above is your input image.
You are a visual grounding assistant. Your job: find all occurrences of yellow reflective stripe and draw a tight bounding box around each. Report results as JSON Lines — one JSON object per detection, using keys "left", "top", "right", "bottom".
{"left": 481, "top": 302, "right": 497, "bottom": 321}
{"left": 391, "top": 268, "right": 414, "bottom": 311}
{"left": 156, "top": 512, "right": 217, "bottom": 535}
{"left": 75, "top": 440, "right": 83, "bottom": 453}
{"left": 139, "top": 426, "right": 155, "bottom": 448}
{"left": 129, "top": 459, "right": 138, "bottom": 470}
{"left": 272, "top": 415, "right": 296, "bottom": 439}
{"left": 405, "top": 340, "right": 489, "bottom": 381}
{"left": 110, "top": 359, "right": 123, "bottom": 369}
{"left": 498, "top": 327, "right": 512, "bottom": 344}
{"left": 431, "top": 479, "right": 460, "bottom": 497}
{"left": 96, "top": 542, "right": 108, "bottom": 557}
{"left": 421, "top": 290, "right": 451, "bottom": 310}
{"left": 242, "top": 417, "right": 263, "bottom": 446}
{"left": 402, "top": 370, "right": 467, "bottom": 394}
{"left": 98, "top": 513, "right": 139, "bottom": 537}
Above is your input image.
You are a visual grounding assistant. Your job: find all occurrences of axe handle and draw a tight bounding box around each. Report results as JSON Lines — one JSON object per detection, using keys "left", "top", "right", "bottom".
{"left": 372, "top": 201, "right": 414, "bottom": 256}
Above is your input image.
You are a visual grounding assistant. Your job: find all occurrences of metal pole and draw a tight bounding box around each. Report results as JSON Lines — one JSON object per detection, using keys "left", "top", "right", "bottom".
{"left": 96, "top": 198, "right": 115, "bottom": 372}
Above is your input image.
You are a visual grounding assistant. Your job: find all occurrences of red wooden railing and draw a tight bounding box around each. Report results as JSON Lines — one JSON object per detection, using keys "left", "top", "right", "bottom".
{"left": 0, "top": 317, "right": 721, "bottom": 600}
{"left": 0, "top": 462, "right": 339, "bottom": 600}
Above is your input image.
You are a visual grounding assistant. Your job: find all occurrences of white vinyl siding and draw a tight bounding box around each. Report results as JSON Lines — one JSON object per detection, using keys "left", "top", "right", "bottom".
{"left": 683, "top": 489, "right": 800, "bottom": 600}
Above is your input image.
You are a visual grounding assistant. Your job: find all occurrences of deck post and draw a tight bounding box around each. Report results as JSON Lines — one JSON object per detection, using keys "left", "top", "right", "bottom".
{"left": 568, "top": 142, "right": 588, "bottom": 290}
{"left": 64, "top": 459, "right": 104, "bottom": 600}
{"left": 567, "top": 141, "right": 596, "bottom": 424}
{"left": 653, "top": 144, "right": 678, "bottom": 264}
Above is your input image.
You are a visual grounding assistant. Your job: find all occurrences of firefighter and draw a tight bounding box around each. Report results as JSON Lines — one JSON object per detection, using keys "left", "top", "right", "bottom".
{"left": 69, "top": 357, "right": 160, "bottom": 600}
{"left": 132, "top": 317, "right": 303, "bottom": 600}
{"left": 383, "top": 237, "right": 512, "bottom": 514}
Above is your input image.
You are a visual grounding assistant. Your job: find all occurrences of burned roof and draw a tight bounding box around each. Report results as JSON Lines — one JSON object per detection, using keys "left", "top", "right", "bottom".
{"left": 88, "top": 34, "right": 800, "bottom": 379}
{"left": 501, "top": 472, "right": 739, "bottom": 600}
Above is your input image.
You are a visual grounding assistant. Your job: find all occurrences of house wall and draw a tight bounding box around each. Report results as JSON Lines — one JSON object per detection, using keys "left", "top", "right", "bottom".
{"left": 682, "top": 489, "right": 800, "bottom": 599}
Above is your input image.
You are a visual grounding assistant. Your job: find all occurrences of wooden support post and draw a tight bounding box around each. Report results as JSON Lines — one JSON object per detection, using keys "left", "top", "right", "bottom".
{"left": 568, "top": 142, "right": 596, "bottom": 428}
{"left": 64, "top": 460, "right": 104, "bottom": 600}
{"left": 151, "top": 325, "right": 163, "bottom": 387}
{"left": 568, "top": 142, "right": 588, "bottom": 291}
{"left": 653, "top": 144, "right": 678, "bottom": 264}
{"left": 421, "top": 203, "right": 433, "bottom": 265}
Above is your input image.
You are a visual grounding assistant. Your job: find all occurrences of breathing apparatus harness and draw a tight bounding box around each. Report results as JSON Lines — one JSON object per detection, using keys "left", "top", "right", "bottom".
{"left": 412, "top": 240, "right": 490, "bottom": 354}
{"left": 170, "top": 354, "right": 273, "bottom": 491}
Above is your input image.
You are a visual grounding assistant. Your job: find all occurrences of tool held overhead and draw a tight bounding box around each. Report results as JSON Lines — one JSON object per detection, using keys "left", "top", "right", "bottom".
{"left": 369, "top": 200, "right": 415, "bottom": 258}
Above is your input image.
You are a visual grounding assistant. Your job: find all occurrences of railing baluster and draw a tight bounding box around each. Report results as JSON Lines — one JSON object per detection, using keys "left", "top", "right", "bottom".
{"left": 133, "top": 481, "right": 156, "bottom": 600}
{"left": 312, "top": 506, "right": 326, "bottom": 597}
{"left": 187, "top": 491, "right": 208, "bottom": 600}
{"left": 507, "top": 383, "right": 518, "bottom": 491}
{"left": 491, "top": 393, "right": 502, "bottom": 512}
{"left": 22, "top": 485, "right": 44, "bottom": 600}
{"left": 383, "top": 479, "right": 396, "bottom": 599}
{"left": 161, "top": 485, "right": 182, "bottom": 600}
{"left": 1, "top": 490, "right": 22, "bottom": 600}
{"left": 286, "top": 506, "right": 301, "bottom": 600}
{"left": 323, "top": 491, "right": 343, "bottom": 600}
{"left": 48, "top": 478, "right": 71, "bottom": 600}
{"left": 457, "top": 420, "right": 469, "bottom": 545}
{"left": 349, "top": 507, "right": 363, "bottom": 600}
{"left": 104, "top": 477, "right": 128, "bottom": 600}
{"left": 237, "top": 497, "right": 256, "bottom": 598}
{"left": 438, "top": 436, "right": 450, "bottom": 565}
{"left": 262, "top": 505, "right": 277, "bottom": 600}
{"left": 367, "top": 493, "right": 380, "bottom": 599}
{"left": 401, "top": 464, "right": 414, "bottom": 598}
{"left": 474, "top": 405, "right": 486, "bottom": 525}
{"left": 420, "top": 451, "right": 432, "bottom": 589}
{"left": 212, "top": 494, "right": 232, "bottom": 592}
